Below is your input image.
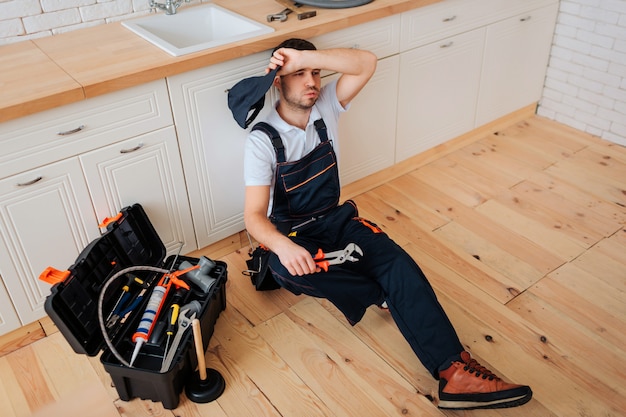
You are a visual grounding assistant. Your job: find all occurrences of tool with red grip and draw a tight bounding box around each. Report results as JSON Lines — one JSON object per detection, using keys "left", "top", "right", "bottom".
{"left": 129, "top": 266, "right": 195, "bottom": 367}
{"left": 313, "top": 243, "right": 363, "bottom": 272}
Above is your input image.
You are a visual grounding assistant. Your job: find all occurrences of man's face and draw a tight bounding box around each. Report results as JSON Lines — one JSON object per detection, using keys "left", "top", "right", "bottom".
{"left": 277, "top": 69, "right": 322, "bottom": 111}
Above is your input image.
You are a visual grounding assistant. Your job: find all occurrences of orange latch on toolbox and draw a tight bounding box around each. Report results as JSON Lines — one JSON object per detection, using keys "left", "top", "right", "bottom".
{"left": 39, "top": 267, "right": 70, "bottom": 285}
{"left": 98, "top": 212, "right": 123, "bottom": 229}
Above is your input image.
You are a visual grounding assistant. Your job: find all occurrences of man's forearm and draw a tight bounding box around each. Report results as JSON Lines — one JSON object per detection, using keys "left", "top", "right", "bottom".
{"left": 305, "top": 48, "right": 377, "bottom": 107}
{"left": 245, "top": 211, "right": 319, "bottom": 276}
{"left": 271, "top": 47, "right": 376, "bottom": 77}
{"left": 304, "top": 48, "right": 377, "bottom": 76}
{"left": 245, "top": 211, "right": 290, "bottom": 253}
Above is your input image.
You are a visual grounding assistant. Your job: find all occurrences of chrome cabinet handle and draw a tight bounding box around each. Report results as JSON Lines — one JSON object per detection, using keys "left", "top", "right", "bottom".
{"left": 440, "top": 41, "right": 454, "bottom": 48}
{"left": 16, "top": 176, "right": 43, "bottom": 187}
{"left": 443, "top": 15, "right": 457, "bottom": 22}
{"left": 57, "top": 125, "right": 85, "bottom": 136}
{"left": 119, "top": 142, "right": 144, "bottom": 153}
{"left": 520, "top": 16, "right": 532, "bottom": 22}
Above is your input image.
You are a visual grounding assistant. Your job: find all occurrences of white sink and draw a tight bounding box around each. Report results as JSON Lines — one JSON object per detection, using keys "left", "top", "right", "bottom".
{"left": 122, "top": 4, "right": 274, "bottom": 56}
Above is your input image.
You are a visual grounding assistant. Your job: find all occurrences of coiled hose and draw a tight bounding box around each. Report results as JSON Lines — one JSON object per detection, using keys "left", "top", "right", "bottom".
{"left": 97, "top": 265, "right": 170, "bottom": 368}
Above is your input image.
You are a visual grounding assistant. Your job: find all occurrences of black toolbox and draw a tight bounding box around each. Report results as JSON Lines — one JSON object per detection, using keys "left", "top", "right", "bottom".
{"left": 40, "top": 204, "right": 227, "bottom": 409}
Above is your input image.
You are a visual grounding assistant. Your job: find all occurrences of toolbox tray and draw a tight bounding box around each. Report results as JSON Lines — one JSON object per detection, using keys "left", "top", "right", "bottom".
{"left": 43, "top": 204, "right": 227, "bottom": 409}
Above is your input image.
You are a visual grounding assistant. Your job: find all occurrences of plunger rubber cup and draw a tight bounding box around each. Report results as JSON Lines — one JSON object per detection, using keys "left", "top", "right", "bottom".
{"left": 185, "top": 368, "right": 225, "bottom": 403}
{"left": 185, "top": 318, "right": 225, "bottom": 403}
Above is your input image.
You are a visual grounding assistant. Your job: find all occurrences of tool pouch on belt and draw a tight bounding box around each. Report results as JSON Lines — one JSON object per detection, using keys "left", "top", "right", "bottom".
{"left": 244, "top": 245, "right": 281, "bottom": 291}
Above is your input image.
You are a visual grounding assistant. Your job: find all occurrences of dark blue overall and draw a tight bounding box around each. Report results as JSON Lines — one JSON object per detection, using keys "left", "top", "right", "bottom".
{"left": 252, "top": 119, "right": 463, "bottom": 377}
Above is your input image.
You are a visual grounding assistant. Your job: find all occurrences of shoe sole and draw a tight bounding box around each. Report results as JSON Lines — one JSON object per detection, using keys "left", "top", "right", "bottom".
{"left": 438, "top": 392, "right": 532, "bottom": 410}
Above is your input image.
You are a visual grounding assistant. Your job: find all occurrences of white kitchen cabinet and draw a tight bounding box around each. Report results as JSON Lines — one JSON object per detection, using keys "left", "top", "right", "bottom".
{"left": 0, "top": 79, "right": 185, "bottom": 333}
{"left": 168, "top": 52, "right": 274, "bottom": 248}
{"left": 400, "top": 0, "right": 492, "bottom": 50}
{"left": 310, "top": 14, "right": 400, "bottom": 60}
{"left": 400, "top": 0, "right": 555, "bottom": 51}
{"left": 475, "top": 2, "right": 559, "bottom": 126}
{"left": 396, "top": 0, "right": 558, "bottom": 161}
{"left": 325, "top": 56, "right": 400, "bottom": 185}
{"left": 0, "top": 280, "right": 21, "bottom": 335}
{"left": 80, "top": 126, "right": 196, "bottom": 256}
{"left": 396, "top": 28, "right": 485, "bottom": 161}
{"left": 312, "top": 15, "right": 400, "bottom": 186}
{"left": 0, "top": 80, "right": 173, "bottom": 180}
{"left": 0, "top": 158, "right": 99, "bottom": 328}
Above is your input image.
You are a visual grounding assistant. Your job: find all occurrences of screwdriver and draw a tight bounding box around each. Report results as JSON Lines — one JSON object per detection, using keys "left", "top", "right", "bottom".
{"left": 162, "top": 286, "right": 188, "bottom": 367}
{"left": 106, "top": 274, "right": 144, "bottom": 324}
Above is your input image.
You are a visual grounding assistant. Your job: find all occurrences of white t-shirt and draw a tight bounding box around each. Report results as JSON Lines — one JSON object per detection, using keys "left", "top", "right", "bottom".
{"left": 243, "top": 80, "right": 347, "bottom": 213}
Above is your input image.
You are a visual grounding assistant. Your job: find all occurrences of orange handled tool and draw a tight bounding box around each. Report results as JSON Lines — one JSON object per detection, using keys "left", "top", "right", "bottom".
{"left": 129, "top": 269, "right": 192, "bottom": 367}
{"left": 313, "top": 243, "right": 363, "bottom": 272}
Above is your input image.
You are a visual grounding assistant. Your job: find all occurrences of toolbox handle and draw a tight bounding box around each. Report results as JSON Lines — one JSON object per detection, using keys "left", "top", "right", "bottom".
{"left": 39, "top": 267, "right": 70, "bottom": 285}
{"left": 98, "top": 212, "right": 123, "bottom": 229}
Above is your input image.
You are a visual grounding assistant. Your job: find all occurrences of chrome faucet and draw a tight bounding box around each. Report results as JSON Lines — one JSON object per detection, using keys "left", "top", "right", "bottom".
{"left": 149, "top": 0, "right": 190, "bottom": 15}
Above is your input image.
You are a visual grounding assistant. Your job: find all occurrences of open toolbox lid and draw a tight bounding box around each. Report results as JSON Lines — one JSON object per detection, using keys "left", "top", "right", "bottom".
{"left": 42, "top": 204, "right": 166, "bottom": 356}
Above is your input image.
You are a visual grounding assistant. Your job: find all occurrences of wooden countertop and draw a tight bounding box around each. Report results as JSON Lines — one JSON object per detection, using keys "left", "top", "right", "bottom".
{"left": 0, "top": 42, "right": 85, "bottom": 123}
{"left": 0, "top": 0, "right": 440, "bottom": 123}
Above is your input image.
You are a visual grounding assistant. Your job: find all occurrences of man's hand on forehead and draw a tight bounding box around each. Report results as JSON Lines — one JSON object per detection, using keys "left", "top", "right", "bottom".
{"left": 267, "top": 48, "right": 311, "bottom": 75}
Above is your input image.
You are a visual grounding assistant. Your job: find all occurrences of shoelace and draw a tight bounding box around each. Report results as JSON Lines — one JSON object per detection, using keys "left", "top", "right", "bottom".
{"left": 463, "top": 358, "right": 500, "bottom": 381}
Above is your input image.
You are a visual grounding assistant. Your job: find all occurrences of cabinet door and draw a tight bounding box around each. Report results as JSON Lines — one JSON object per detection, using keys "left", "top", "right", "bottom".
{"left": 475, "top": 3, "right": 559, "bottom": 126}
{"left": 325, "top": 56, "right": 399, "bottom": 186}
{"left": 396, "top": 28, "right": 485, "bottom": 161}
{"left": 168, "top": 52, "right": 273, "bottom": 248}
{"left": 80, "top": 126, "right": 196, "bottom": 256}
{"left": 0, "top": 279, "right": 21, "bottom": 334}
{"left": 0, "top": 159, "right": 99, "bottom": 327}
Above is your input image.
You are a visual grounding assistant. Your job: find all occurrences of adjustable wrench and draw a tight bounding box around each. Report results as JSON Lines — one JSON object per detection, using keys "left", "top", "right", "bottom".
{"left": 274, "top": 0, "right": 317, "bottom": 20}
{"left": 313, "top": 243, "right": 363, "bottom": 272}
{"left": 160, "top": 307, "right": 196, "bottom": 372}
{"left": 267, "top": 7, "right": 292, "bottom": 22}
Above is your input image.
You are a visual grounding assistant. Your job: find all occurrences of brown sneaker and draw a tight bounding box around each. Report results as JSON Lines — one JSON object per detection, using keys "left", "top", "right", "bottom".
{"left": 438, "top": 351, "right": 532, "bottom": 410}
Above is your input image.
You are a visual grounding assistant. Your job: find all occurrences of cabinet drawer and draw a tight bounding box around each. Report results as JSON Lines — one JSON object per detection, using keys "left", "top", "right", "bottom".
{"left": 311, "top": 14, "right": 400, "bottom": 59}
{"left": 0, "top": 79, "right": 172, "bottom": 179}
{"left": 401, "top": 0, "right": 557, "bottom": 51}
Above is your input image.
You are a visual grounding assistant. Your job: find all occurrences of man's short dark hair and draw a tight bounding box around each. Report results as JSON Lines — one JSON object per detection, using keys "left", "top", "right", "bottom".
{"left": 273, "top": 38, "right": 317, "bottom": 54}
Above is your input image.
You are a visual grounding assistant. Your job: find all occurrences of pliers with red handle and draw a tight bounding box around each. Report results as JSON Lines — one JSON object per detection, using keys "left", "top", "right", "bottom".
{"left": 313, "top": 243, "right": 363, "bottom": 272}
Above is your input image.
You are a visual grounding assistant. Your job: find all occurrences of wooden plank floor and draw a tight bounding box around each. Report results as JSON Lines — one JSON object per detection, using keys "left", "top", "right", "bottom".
{"left": 1, "top": 115, "right": 624, "bottom": 417}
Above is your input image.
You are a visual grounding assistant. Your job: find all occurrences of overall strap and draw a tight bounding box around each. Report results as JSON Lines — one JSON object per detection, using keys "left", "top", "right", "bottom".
{"left": 314, "top": 119, "right": 329, "bottom": 142}
{"left": 252, "top": 122, "right": 286, "bottom": 163}
{"left": 252, "top": 118, "right": 329, "bottom": 164}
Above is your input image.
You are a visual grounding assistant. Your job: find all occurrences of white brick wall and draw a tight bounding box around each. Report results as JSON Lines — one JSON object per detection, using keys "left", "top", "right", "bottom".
{"left": 538, "top": 0, "right": 626, "bottom": 146}
{"left": 0, "top": 0, "right": 207, "bottom": 44}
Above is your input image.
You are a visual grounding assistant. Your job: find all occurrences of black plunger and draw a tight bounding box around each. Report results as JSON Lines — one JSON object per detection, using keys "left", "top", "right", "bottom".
{"left": 185, "top": 319, "right": 225, "bottom": 403}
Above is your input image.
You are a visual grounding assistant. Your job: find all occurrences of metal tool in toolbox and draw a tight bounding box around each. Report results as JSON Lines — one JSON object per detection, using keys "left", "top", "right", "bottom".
{"left": 128, "top": 255, "right": 219, "bottom": 367}
{"left": 161, "top": 286, "right": 187, "bottom": 368}
{"left": 161, "top": 300, "right": 201, "bottom": 372}
{"left": 313, "top": 243, "right": 363, "bottom": 272}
